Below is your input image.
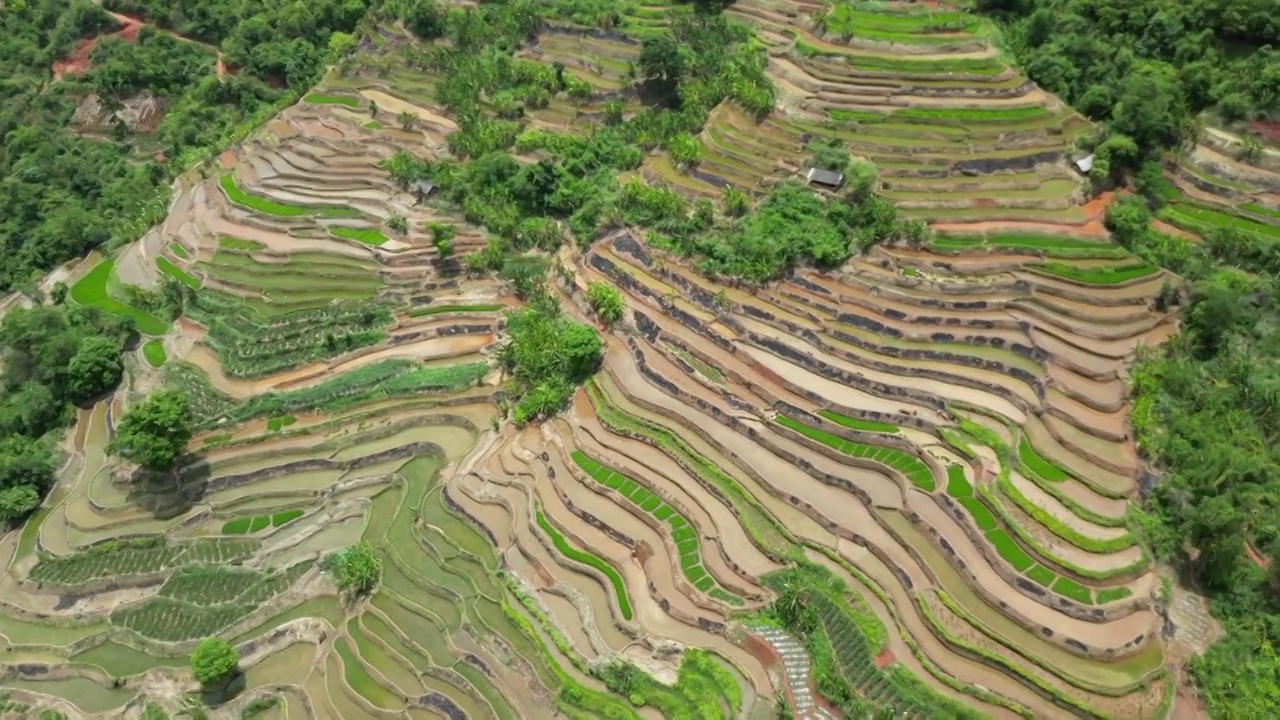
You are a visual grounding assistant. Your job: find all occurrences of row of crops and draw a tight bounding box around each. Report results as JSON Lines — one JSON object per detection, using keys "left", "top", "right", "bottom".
{"left": 184, "top": 288, "right": 392, "bottom": 378}
{"left": 570, "top": 450, "right": 744, "bottom": 605}
{"left": 112, "top": 563, "right": 312, "bottom": 642}
{"left": 167, "top": 357, "right": 488, "bottom": 428}
{"left": 776, "top": 414, "right": 936, "bottom": 491}
{"left": 29, "top": 538, "right": 259, "bottom": 587}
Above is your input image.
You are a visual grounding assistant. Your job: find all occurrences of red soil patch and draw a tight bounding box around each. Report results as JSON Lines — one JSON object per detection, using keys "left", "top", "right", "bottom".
{"left": 219, "top": 150, "right": 238, "bottom": 169}
{"left": 52, "top": 15, "right": 144, "bottom": 81}
{"left": 930, "top": 191, "right": 1117, "bottom": 239}
{"left": 970, "top": 198, "right": 997, "bottom": 209}
{"left": 1247, "top": 120, "right": 1280, "bottom": 145}
{"left": 873, "top": 647, "right": 895, "bottom": 669}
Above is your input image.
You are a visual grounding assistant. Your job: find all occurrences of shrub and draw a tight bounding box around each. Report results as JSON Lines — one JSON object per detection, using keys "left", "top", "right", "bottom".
{"left": 190, "top": 637, "right": 238, "bottom": 687}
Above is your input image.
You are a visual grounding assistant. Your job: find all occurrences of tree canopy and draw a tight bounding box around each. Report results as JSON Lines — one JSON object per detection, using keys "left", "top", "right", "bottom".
{"left": 189, "top": 636, "right": 239, "bottom": 687}
{"left": 326, "top": 541, "right": 383, "bottom": 600}
{"left": 108, "top": 389, "right": 194, "bottom": 471}
{"left": 0, "top": 305, "right": 133, "bottom": 524}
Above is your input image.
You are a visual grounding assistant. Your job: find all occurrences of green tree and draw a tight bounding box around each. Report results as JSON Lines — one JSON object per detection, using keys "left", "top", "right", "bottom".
{"left": 329, "top": 541, "right": 382, "bottom": 599}
{"left": 67, "top": 336, "right": 123, "bottom": 404}
{"left": 108, "top": 390, "right": 194, "bottom": 471}
{"left": 189, "top": 637, "right": 238, "bottom": 688}
{"left": 639, "top": 34, "right": 684, "bottom": 84}
{"left": 397, "top": 110, "right": 418, "bottom": 130}
{"left": 586, "top": 281, "right": 625, "bottom": 326}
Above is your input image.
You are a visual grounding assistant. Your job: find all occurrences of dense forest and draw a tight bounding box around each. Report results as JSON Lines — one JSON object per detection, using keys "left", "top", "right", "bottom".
{"left": 981, "top": 0, "right": 1278, "bottom": 181}
{"left": 980, "top": 0, "right": 1280, "bottom": 714}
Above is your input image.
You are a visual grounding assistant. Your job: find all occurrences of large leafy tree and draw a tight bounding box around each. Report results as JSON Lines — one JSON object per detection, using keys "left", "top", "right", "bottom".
{"left": 108, "top": 390, "right": 194, "bottom": 471}
{"left": 189, "top": 637, "right": 239, "bottom": 687}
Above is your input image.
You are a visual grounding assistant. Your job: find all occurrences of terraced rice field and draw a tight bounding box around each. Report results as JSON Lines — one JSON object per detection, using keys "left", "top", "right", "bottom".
{"left": 2, "top": 3, "right": 1194, "bottom": 719}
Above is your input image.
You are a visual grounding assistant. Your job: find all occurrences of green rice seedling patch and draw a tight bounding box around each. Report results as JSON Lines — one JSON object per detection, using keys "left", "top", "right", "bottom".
{"left": 266, "top": 415, "right": 297, "bottom": 431}
{"left": 1026, "top": 564, "right": 1055, "bottom": 587}
{"left": 1160, "top": 201, "right": 1280, "bottom": 239}
{"left": 156, "top": 256, "right": 200, "bottom": 289}
{"left": 142, "top": 340, "right": 167, "bottom": 367}
{"left": 364, "top": 120, "right": 384, "bottom": 129}
{"left": 303, "top": 93, "right": 361, "bottom": 107}
{"left": 217, "top": 235, "right": 264, "bottom": 251}
{"left": 818, "top": 5, "right": 979, "bottom": 44}
{"left": 569, "top": 450, "right": 743, "bottom": 605}
{"left": 961, "top": 497, "right": 998, "bottom": 531}
{"left": 794, "top": 38, "right": 995, "bottom": 70}
{"left": 894, "top": 106, "right": 1052, "bottom": 123}
{"left": 826, "top": 108, "right": 884, "bottom": 123}
{"left": 1052, "top": 576, "right": 1093, "bottom": 605}
{"left": 331, "top": 227, "right": 390, "bottom": 246}
{"left": 817, "top": 409, "right": 897, "bottom": 433}
{"left": 1241, "top": 203, "right": 1280, "bottom": 220}
{"left": 1095, "top": 586, "right": 1132, "bottom": 604}
{"left": 1018, "top": 437, "right": 1071, "bottom": 482}
{"left": 222, "top": 509, "right": 302, "bottom": 534}
{"left": 534, "top": 510, "right": 634, "bottom": 620}
{"left": 272, "top": 509, "right": 303, "bottom": 526}
{"left": 996, "top": 470, "right": 1136, "bottom": 553}
{"left": 30, "top": 538, "right": 258, "bottom": 586}
{"left": 334, "top": 637, "right": 403, "bottom": 709}
{"left": 407, "top": 303, "right": 503, "bottom": 317}
{"left": 70, "top": 259, "right": 170, "bottom": 335}
{"left": 1032, "top": 261, "right": 1158, "bottom": 285}
{"left": 985, "top": 530, "right": 1035, "bottom": 572}
{"left": 168, "top": 243, "right": 190, "bottom": 260}
{"left": 587, "top": 381, "right": 793, "bottom": 556}
{"left": 219, "top": 174, "right": 358, "bottom": 218}
{"left": 776, "top": 415, "right": 935, "bottom": 491}
{"left": 348, "top": 617, "right": 421, "bottom": 696}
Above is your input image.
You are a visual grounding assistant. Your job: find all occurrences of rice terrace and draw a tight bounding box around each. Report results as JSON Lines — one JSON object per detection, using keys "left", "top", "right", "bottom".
{"left": 3, "top": 1, "right": 1278, "bottom": 719}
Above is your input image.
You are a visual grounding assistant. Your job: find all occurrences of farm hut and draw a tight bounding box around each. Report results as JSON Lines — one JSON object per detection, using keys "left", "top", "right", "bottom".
{"left": 805, "top": 167, "right": 845, "bottom": 189}
{"left": 1073, "top": 154, "right": 1095, "bottom": 174}
{"left": 410, "top": 180, "right": 435, "bottom": 203}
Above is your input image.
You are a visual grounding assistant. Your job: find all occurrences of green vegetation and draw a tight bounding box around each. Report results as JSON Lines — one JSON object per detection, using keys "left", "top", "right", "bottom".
{"left": 571, "top": 450, "right": 742, "bottom": 605}
{"left": 170, "top": 358, "right": 486, "bottom": 427}
{"left": 1031, "top": 261, "right": 1158, "bottom": 285}
{"left": 156, "top": 256, "right": 201, "bottom": 289}
{"left": 169, "top": 244, "right": 191, "bottom": 260}
{"left": 190, "top": 637, "right": 238, "bottom": 687}
{"left": 980, "top": 0, "right": 1275, "bottom": 181}
{"left": 30, "top": 537, "right": 258, "bottom": 587}
{"left": 1018, "top": 437, "right": 1070, "bottom": 482}
{"left": 816, "top": 409, "right": 898, "bottom": 434}
{"left": 1095, "top": 586, "right": 1133, "bottom": 604}
{"left": 497, "top": 285, "right": 602, "bottom": 425}
{"left": 776, "top": 414, "right": 935, "bottom": 491}
{"left": 71, "top": 260, "right": 170, "bottom": 335}
{"left": 0, "top": 305, "right": 132, "bottom": 523}
{"left": 108, "top": 389, "right": 194, "bottom": 471}
{"left": 760, "top": 563, "right": 986, "bottom": 718}
{"left": 183, "top": 289, "right": 391, "bottom": 378}
{"left": 587, "top": 380, "right": 794, "bottom": 558}
{"left": 585, "top": 280, "right": 625, "bottom": 326}
{"left": 330, "top": 226, "right": 389, "bottom": 246}
{"left": 303, "top": 92, "right": 360, "bottom": 107}
{"left": 219, "top": 174, "right": 357, "bottom": 218}
{"left": 217, "top": 236, "right": 264, "bottom": 251}
{"left": 324, "top": 541, "right": 382, "bottom": 600}
{"left": 221, "top": 509, "right": 302, "bottom": 535}
{"left": 265, "top": 415, "right": 296, "bottom": 431}
{"left": 1159, "top": 202, "right": 1280, "bottom": 241}
{"left": 534, "top": 509, "right": 634, "bottom": 620}
{"left": 142, "top": 340, "right": 168, "bottom": 367}
{"left": 406, "top": 303, "right": 503, "bottom": 317}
